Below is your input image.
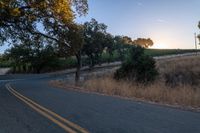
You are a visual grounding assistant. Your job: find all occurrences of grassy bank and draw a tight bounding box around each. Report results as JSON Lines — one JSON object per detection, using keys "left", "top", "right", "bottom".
{"left": 144, "top": 49, "right": 199, "bottom": 57}
{"left": 52, "top": 55, "right": 200, "bottom": 109}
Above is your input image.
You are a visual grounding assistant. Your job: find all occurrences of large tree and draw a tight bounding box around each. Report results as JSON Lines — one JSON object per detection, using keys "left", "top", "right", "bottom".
{"left": 0, "top": 0, "right": 88, "bottom": 24}
{"left": 82, "top": 18, "right": 108, "bottom": 68}
{"left": 1, "top": 0, "right": 88, "bottom": 82}
{"left": 58, "top": 23, "right": 84, "bottom": 83}
{"left": 0, "top": 0, "right": 88, "bottom": 46}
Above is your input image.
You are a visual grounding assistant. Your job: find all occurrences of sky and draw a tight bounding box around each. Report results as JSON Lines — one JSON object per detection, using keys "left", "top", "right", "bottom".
{"left": 76, "top": 0, "right": 200, "bottom": 49}
{"left": 1, "top": 0, "right": 200, "bottom": 53}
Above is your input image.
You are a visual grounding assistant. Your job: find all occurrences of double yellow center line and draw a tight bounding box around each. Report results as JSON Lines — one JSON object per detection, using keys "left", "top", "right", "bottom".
{"left": 5, "top": 83, "right": 89, "bottom": 133}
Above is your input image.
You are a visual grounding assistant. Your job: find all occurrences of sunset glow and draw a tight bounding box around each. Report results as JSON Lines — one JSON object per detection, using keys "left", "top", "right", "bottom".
{"left": 76, "top": 0, "right": 200, "bottom": 49}
{"left": 151, "top": 43, "right": 167, "bottom": 49}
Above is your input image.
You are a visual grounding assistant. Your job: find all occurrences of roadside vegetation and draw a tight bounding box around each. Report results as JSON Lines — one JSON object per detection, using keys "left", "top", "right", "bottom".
{"left": 114, "top": 46, "right": 158, "bottom": 83}
{"left": 0, "top": 55, "right": 11, "bottom": 68}
{"left": 52, "top": 55, "right": 200, "bottom": 108}
{"left": 1, "top": 45, "right": 199, "bottom": 72}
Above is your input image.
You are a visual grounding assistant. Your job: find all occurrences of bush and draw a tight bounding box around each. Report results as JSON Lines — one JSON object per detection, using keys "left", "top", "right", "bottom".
{"left": 164, "top": 69, "right": 200, "bottom": 87}
{"left": 114, "top": 46, "right": 158, "bottom": 83}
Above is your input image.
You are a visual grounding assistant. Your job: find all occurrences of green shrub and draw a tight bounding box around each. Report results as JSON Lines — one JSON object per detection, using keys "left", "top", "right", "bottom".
{"left": 114, "top": 46, "right": 158, "bottom": 83}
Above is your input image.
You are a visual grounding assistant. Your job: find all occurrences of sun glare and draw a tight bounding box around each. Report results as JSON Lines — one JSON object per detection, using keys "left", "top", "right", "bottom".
{"left": 150, "top": 43, "right": 167, "bottom": 49}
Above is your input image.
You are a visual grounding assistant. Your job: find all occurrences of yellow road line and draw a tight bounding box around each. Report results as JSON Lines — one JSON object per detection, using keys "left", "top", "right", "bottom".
{"left": 6, "top": 84, "right": 89, "bottom": 133}
{"left": 6, "top": 87, "right": 76, "bottom": 133}
{"left": 7, "top": 85, "right": 89, "bottom": 133}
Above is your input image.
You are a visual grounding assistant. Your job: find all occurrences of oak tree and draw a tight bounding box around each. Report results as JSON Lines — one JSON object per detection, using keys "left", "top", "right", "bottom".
{"left": 82, "top": 18, "right": 108, "bottom": 68}
{"left": 1, "top": 0, "right": 88, "bottom": 82}
{"left": 133, "top": 38, "right": 154, "bottom": 48}
{"left": 0, "top": 0, "right": 88, "bottom": 46}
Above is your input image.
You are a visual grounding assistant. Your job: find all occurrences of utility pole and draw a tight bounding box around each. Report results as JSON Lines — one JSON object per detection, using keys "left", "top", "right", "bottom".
{"left": 194, "top": 33, "right": 197, "bottom": 49}
{"left": 194, "top": 33, "right": 198, "bottom": 55}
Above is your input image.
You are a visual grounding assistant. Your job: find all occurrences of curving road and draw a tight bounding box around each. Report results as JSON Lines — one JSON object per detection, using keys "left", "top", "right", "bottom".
{"left": 0, "top": 73, "right": 200, "bottom": 133}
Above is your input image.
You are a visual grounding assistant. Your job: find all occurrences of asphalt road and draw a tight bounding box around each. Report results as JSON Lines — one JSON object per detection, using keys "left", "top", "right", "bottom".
{"left": 0, "top": 74, "right": 200, "bottom": 133}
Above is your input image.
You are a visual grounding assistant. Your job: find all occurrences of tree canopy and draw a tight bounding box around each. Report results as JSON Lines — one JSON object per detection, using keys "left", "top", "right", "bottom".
{"left": 133, "top": 38, "right": 154, "bottom": 48}
{"left": 82, "top": 18, "right": 109, "bottom": 67}
{"left": 0, "top": 0, "right": 88, "bottom": 23}
{"left": 0, "top": 0, "right": 88, "bottom": 47}
{"left": 6, "top": 42, "right": 59, "bottom": 73}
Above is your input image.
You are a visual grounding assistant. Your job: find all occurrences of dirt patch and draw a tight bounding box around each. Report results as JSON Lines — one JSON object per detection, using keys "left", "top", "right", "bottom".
{"left": 0, "top": 68, "right": 10, "bottom": 75}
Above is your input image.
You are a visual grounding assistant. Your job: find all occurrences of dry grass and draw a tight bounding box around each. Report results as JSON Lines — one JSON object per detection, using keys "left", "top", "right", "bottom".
{"left": 52, "top": 55, "right": 200, "bottom": 108}
{"left": 83, "top": 55, "right": 200, "bottom": 108}
{"left": 157, "top": 55, "right": 200, "bottom": 74}
{"left": 158, "top": 56, "right": 200, "bottom": 87}
{"left": 83, "top": 77, "right": 200, "bottom": 108}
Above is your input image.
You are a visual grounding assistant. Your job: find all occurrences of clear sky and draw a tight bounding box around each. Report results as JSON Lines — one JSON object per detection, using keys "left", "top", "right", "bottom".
{"left": 76, "top": 0, "right": 200, "bottom": 49}
{"left": 0, "top": 0, "right": 200, "bottom": 53}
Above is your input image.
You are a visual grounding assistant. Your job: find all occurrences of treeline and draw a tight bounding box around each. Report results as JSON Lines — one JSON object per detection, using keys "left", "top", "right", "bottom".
{"left": 4, "top": 19, "right": 153, "bottom": 75}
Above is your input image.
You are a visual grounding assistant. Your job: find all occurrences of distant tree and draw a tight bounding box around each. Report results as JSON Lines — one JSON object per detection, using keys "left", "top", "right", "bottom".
{"left": 104, "top": 34, "right": 115, "bottom": 58}
{"left": 82, "top": 18, "right": 108, "bottom": 68}
{"left": 133, "top": 38, "right": 154, "bottom": 48}
{"left": 6, "top": 39, "right": 58, "bottom": 73}
{"left": 123, "top": 36, "right": 133, "bottom": 44}
{"left": 113, "top": 36, "right": 132, "bottom": 61}
{"left": 5, "top": 45, "right": 29, "bottom": 73}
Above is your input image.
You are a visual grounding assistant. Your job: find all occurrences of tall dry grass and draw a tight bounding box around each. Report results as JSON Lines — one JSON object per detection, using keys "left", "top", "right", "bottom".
{"left": 82, "top": 55, "right": 200, "bottom": 108}
{"left": 83, "top": 77, "right": 200, "bottom": 107}
{"left": 51, "top": 55, "right": 200, "bottom": 108}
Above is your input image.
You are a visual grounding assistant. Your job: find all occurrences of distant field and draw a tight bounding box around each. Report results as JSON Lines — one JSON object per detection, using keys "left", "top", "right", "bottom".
{"left": 145, "top": 49, "right": 200, "bottom": 57}
{"left": 101, "top": 49, "right": 200, "bottom": 64}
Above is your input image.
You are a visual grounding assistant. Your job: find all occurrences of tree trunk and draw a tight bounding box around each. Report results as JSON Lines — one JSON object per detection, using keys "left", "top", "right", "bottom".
{"left": 89, "top": 54, "right": 95, "bottom": 69}
{"left": 75, "top": 51, "right": 82, "bottom": 84}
